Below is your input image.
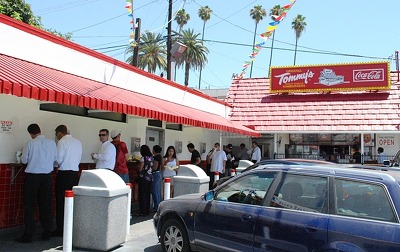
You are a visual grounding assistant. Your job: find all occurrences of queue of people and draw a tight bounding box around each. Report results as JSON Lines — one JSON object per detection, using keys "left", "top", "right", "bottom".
{"left": 16, "top": 124, "right": 259, "bottom": 242}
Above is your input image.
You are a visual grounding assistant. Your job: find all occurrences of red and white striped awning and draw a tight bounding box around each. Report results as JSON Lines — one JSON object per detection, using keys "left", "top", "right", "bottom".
{"left": 0, "top": 53, "right": 260, "bottom": 137}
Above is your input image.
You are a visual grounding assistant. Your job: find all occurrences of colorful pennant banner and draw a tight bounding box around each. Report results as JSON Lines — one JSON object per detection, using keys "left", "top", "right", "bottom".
{"left": 236, "top": 0, "right": 297, "bottom": 79}
{"left": 125, "top": 0, "right": 137, "bottom": 47}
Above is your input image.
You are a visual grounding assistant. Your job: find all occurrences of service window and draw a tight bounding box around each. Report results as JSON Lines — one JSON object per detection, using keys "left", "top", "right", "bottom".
{"left": 335, "top": 179, "right": 396, "bottom": 222}
{"left": 270, "top": 174, "right": 328, "bottom": 213}
{"left": 214, "top": 172, "right": 277, "bottom": 206}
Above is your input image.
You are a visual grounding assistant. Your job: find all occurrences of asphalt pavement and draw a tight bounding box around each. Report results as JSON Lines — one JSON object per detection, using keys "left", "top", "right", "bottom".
{"left": 0, "top": 213, "right": 161, "bottom": 252}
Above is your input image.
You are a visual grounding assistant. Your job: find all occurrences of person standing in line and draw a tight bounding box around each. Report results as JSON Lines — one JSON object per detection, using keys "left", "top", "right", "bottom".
{"left": 137, "top": 145, "right": 153, "bottom": 216}
{"left": 162, "top": 146, "right": 179, "bottom": 198}
{"left": 207, "top": 142, "right": 227, "bottom": 187}
{"left": 110, "top": 130, "right": 130, "bottom": 183}
{"left": 91, "top": 129, "right": 116, "bottom": 170}
{"left": 53, "top": 125, "right": 82, "bottom": 237}
{"left": 352, "top": 145, "right": 362, "bottom": 164}
{"left": 377, "top": 147, "right": 388, "bottom": 164}
{"left": 249, "top": 141, "right": 261, "bottom": 163}
{"left": 187, "top": 143, "right": 202, "bottom": 167}
{"left": 16, "top": 123, "right": 57, "bottom": 243}
{"left": 237, "top": 143, "right": 249, "bottom": 161}
{"left": 151, "top": 145, "right": 162, "bottom": 211}
{"left": 224, "top": 144, "right": 235, "bottom": 177}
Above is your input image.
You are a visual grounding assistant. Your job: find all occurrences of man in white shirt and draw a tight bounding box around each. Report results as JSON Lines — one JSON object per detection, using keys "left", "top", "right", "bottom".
{"left": 53, "top": 125, "right": 82, "bottom": 237}
{"left": 207, "top": 143, "right": 227, "bottom": 187}
{"left": 91, "top": 129, "right": 116, "bottom": 170}
{"left": 17, "top": 123, "right": 57, "bottom": 243}
{"left": 249, "top": 141, "right": 261, "bottom": 163}
{"left": 377, "top": 147, "right": 388, "bottom": 164}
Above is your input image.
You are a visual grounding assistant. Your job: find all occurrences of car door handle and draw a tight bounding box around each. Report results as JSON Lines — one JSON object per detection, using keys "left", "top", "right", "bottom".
{"left": 241, "top": 214, "right": 252, "bottom": 222}
{"left": 305, "top": 226, "right": 317, "bottom": 232}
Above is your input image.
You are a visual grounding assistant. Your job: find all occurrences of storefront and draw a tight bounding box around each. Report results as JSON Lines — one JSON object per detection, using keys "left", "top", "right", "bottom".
{"left": 227, "top": 62, "right": 400, "bottom": 163}
{"left": 0, "top": 14, "right": 259, "bottom": 229}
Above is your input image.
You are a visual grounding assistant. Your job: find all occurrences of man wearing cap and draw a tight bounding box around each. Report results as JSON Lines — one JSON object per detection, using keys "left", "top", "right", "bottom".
{"left": 91, "top": 129, "right": 116, "bottom": 170}
{"left": 111, "top": 130, "right": 130, "bottom": 183}
{"left": 224, "top": 144, "right": 235, "bottom": 177}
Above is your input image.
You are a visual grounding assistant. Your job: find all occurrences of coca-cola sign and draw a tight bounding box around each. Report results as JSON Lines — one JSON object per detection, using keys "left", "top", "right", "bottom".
{"left": 270, "top": 62, "right": 390, "bottom": 93}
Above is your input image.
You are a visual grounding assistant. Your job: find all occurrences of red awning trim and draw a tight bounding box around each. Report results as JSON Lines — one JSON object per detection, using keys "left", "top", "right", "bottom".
{"left": 0, "top": 54, "right": 260, "bottom": 137}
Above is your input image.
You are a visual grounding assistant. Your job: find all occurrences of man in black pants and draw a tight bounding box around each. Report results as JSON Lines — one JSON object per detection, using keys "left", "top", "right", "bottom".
{"left": 17, "top": 123, "right": 57, "bottom": 243}
{"left": 53, "top": 125, "right": 82, "bottom": 237}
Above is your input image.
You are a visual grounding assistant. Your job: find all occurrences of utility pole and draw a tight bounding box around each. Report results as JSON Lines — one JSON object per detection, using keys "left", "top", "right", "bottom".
{"left": 132, "top": 18, "right": 141, "bottom": 67}
{"left": 166, "top": 0, "right": 173, "bottom": 80}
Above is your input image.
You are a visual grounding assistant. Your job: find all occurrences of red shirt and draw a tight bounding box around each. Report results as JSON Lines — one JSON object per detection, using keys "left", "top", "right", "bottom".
{"left": 112, "top": 140, "right": 129, "bottom": 174}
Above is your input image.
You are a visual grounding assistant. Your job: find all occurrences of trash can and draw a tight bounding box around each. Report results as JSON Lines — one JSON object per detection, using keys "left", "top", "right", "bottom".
{"left": 236, "top": 160, "right": 254, "bottom": 174}
{"left": 72, "top": 169, "right": 130, "bottom": 251}
{"left": 174, "top": 164, "right": 210, "bottom": 197}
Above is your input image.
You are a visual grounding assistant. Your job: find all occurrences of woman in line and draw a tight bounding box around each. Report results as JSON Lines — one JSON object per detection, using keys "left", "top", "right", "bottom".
{"left": 136, "top": 145, "right": 153, "bottom": 216}
{"left": 162, "top": 146, "right": 179, "bottom": 198}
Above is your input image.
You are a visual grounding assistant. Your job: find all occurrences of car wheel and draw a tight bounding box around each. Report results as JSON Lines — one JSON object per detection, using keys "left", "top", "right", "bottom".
{"left": 160, "top": 219, "right": 191, "bottom": 252}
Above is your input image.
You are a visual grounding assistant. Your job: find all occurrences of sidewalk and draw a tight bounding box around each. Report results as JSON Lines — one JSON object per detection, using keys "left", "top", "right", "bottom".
{"left": 0, "top": 209, "right": 160, "bottom": 252}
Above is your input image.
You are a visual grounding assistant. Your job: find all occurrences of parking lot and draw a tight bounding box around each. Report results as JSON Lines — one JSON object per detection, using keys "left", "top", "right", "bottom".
{"left": 0, "top": 214, "right": 161, "bottom": 252}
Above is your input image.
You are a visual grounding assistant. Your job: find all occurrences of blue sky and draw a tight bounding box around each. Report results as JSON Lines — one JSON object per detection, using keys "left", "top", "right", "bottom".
{"left": 27, "top": 0, "right": 400, "bottom": 89}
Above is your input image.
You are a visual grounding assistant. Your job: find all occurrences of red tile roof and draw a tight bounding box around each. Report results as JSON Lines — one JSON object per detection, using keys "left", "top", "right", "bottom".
{"left": 227, "top": 74, "right": 400, "bottom": 132}
{"left": 0, "top": 54, "right": 260, "bottom": 137}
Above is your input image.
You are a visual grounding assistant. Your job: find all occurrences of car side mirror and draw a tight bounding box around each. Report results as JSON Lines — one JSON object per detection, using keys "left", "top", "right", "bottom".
{"left": 383, "top": 160, "right": 390, "bottom": 167}
{"left": 203, "top": 191, "right": 214, "bottom": 201}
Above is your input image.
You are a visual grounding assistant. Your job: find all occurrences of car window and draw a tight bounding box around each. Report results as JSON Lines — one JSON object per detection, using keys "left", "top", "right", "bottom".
{"left": 215, "top": 172, "right": 277, "bottom": 206}
{"left": 270, "top": 174, "right": 328, "bottom": 213}
{"left": 335, "top": 179, "right": 396, "bottom": 222}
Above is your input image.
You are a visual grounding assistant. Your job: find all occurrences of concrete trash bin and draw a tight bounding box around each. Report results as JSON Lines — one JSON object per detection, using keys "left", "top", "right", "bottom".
{"left": 174, "top": 164, "right": 210, "bottom": 197}
{"left": 72, "top": 169, "right": 130, "bottom": 251}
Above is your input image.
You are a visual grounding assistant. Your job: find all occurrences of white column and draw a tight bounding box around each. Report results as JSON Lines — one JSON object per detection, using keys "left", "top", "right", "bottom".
{"left": 126, "top": 183, "right": 132, "bottom": 235}
{"left": 63, "top": 190, "right": 74, "bottom": 252}
{"left": 164, "top": 178, "right": 171, "bottom": 200}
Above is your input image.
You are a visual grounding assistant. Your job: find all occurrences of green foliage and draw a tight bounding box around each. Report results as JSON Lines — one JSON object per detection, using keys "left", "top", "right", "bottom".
{"left": 0, "top": 0, "right": 72, "bottom": 40}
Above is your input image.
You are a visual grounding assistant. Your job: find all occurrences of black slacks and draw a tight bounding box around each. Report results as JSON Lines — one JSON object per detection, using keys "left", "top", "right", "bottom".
{"left": 23, "top": 173, "right": 53, "bottom": 237}
{"left": 55, "top": 170, "right": 79, "bottom": 232}
{"left": 138, "top": 179, "right": 152, "bottom": 215}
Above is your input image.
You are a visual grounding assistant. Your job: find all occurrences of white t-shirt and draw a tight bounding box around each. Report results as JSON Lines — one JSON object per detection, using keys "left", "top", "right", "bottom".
{"left": 210, "top": 150, "right": 227, "bottom": 173}
{"left": 163, "top": 158, "right": 177, "bottom": 177}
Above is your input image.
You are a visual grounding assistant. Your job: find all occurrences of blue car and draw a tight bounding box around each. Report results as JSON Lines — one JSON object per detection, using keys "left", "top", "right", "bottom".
{"left": 153, "top": 165, "right": 400, "bottom": 252}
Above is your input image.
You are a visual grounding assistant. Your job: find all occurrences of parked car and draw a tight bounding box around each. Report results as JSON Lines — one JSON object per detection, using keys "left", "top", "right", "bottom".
{"left": 214, "top": 158, "right": 337, "bottom": 187}
{"left": 154, "top": 164, "right": 400, "bottom": 252}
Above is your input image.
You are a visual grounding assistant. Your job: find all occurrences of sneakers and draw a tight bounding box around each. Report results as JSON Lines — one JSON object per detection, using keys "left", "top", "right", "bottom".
{"left": 15, "top": 236, "right": 32, "bottom": 243}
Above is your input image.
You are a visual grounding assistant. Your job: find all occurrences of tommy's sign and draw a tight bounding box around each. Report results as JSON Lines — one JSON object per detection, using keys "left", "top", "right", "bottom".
{"left": 270, "top": 62, "right": 390, "bottom": 93}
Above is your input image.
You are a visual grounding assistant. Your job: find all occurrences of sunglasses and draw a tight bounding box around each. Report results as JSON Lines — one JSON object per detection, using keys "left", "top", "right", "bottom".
{"left": 98, "top": 134, "right": 107, "bottom": 137}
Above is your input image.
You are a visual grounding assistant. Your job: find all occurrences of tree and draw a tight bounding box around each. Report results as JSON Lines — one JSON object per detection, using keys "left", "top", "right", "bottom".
{"left": 176, "top": 29, "right": 208, "bottom": 87}
{"left": 126, "top": 31, "right": 167, "bottom": 74}
{"left": 291, "top": 14, "right": 307, "bottom": 65}
{"left": 0, "top": 0, "right": 72, "bottom": 40}
{"left": 174, "top": 9, "right": 190, "bottom": 32}
{"left": 197, "top": 5, "right": 212, "bottom": 89}
{"left": 267, "top": 5, "right": 283, "bottom": 77}
{"left": 249, "top": 5, "right": 266, "bottom": 78}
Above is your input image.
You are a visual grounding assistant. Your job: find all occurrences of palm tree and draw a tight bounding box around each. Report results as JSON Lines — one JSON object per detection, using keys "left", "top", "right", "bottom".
{"left": 268, "top": 5, "right": 283, "bottom": 77}
{"left": 198, "top": 5, "right": 212, "bottom": 89}
{"left": 249, "top": 5, "right": 266, "bottom": 78}
{"left": 175, "top": 9, "right": 190, "bottom": 32}
{"left": 126, "top": 31, "right": 167, "bottom": 73}
{"left": 291, "top": 14, "right": 307, "bottom": 65}
{"left": 175, "top": 29, "right": 209, "bottom": 86}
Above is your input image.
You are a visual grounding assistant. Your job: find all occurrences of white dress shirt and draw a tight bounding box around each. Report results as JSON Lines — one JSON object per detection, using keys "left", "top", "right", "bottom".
{"left": 21, "top": 135, "right": 57, "bottom": 174}
{"left": 57, "top": 135, "right": 82, "bottom": 171}
{"left": 93, "top": 141, "right": 116, "bottom": 170}
{"left": 250, "top": 146, "right": 261, "bottom": 163}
